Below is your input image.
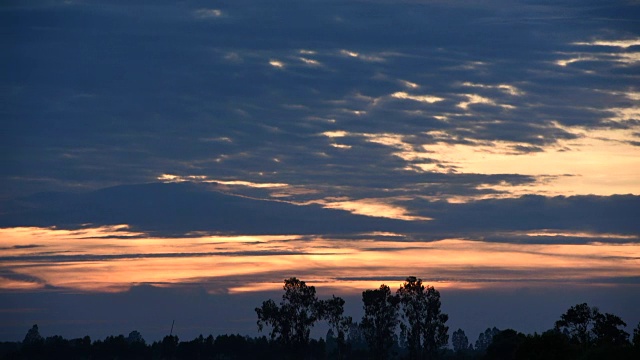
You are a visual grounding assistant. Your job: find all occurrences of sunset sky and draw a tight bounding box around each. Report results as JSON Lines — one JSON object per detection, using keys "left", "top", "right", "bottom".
{"left": 2, "top": 0, "right": 640, "bottom": 343}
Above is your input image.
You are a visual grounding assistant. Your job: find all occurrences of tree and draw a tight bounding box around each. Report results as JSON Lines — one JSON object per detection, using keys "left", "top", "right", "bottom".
{"left": 634, "top": 322, "right": 640, "bottom": 349}
{"left": 514, "top": 330, "right": 578, "bottom": 360}
{"left": 126, "top": 330, "right": 147, "bottom": 358}
{"left": 484, "top": 329, "right": 526, "bottom": 360}
{"left": 554, "top": 303, "right": 599, "bottom": 345}
{"left": 360, "top": 284, "right": 399, "bottom": 360}
{"left": 554, "top": 302, "right": 630, "bottom": 349}
{"left": 346, "top": 321, "right": 367, "bottom": 351}
{"left": 451, "top": 328, "right": 468, "bottom": 352}
{"left": 475, "top": 327, "right": 500, "bottom": 352}
{"left": 592, "top": 312, "right": 629, "bottom": 347}
{"left": 126, "top": 330, "right": 145, "bottom": 345}
{"left": 21, "top": 324, "right": 45, "bottom": 359}
{"left": 158, "top": 335, "right": 178, "bottom": 359}
{"left": 255, "top": 277, "right": 321, "bottom": 351}
{"left": 320, "top": 295, "right": 352, "bottom": 359}
{"left": 23, "top": 324, "right": 43, "bottom": 345}
{"left": 396, "top": 276, "right": 449, "bottom": 359}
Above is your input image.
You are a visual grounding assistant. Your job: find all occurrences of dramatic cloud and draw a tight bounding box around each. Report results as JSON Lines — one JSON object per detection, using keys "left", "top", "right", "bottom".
{"left": 2, "top": 0, "right": 639, "bottom": 342}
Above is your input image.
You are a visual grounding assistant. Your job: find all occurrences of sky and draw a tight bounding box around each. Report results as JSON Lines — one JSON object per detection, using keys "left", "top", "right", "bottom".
{"left": 1, "top": 0, "right": 640, "bottom": 344}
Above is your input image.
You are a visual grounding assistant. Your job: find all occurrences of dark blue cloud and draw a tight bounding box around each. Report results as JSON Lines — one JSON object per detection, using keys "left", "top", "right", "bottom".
{"left": 2, "top": 183, "right": 638, "bottom": 242}
{"left": 2, "top": 0, "right": 640, "bottom": 343}
{"left": 2, "top": 0, "right": 639, "bottom": 198}
{"left": 0, "top": 182, "right": 408, "bottom": 235}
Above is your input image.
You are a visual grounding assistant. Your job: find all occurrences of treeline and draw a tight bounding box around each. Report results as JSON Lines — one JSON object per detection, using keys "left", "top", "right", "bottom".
{"left": 1, "top": 277, "right": 639, "bottom": 359}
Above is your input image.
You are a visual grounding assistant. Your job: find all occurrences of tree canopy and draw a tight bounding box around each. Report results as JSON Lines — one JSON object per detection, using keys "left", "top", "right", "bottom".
{"left": 360, "top": 284, "right": 400, "bottom": 360}
{"left": 4, "top": 282, "right": 639, "bottom": 360}
{"left": 397, "top": 276, "right": 449, "bottom": 359}
{"left": 255, "top": 277, "right": 321, "bottom": 348}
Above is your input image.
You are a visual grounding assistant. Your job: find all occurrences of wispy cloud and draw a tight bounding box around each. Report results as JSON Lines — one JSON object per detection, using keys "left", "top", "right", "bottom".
{"left": 193, "top": 8, "right": 224, "bottom": 19}
{"left": 2, "top": 226, "right": 638, "bottom": 294}
{"left": 572, "top": 39, "right": 640, "bottom": 48}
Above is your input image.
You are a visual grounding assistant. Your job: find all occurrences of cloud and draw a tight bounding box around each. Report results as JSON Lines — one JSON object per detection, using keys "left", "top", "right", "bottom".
{"left": 407, "top": 194, "right": 640, "bottom": 235}
{"left": 2, "top": 182, "right": 639, "bottom": 243}
{"left": 390, "top": 91, "right": 444, "bottom": 104}
{"left": 461, "top": 82, "right": 525, "bottom": 96}
{"left": 573, "top": 39, "right": 640, "bottom": 48}
{"left": 0, "top": 182, "right": 410, "bottom": 235}
{"left": 193, "top": 8, "right": 223, "bottom": 19}
{"left": 3, "top": 1, "right": 640, "bottom": 347}
{"left": 1, "top": 223, "right": 638, "bottom": 298}
{"left": 313, "top": 197, "right": 432, "bottom": 221}
{"left": 157, "top": 174, "right": 289, "bottom": 188}
{"left": 3, "top": 0, "right": 638, "bottom": 204}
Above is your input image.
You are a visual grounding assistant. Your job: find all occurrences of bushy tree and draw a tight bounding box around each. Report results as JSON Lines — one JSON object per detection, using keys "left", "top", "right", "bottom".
{"left": 484, "top": 329, "right": 526, "bottom": 360}
{"left": 361, "top": 284, "right": 399, "bottom": 360}
{"left": 21, "top": 324, "right": 45, "bottom": 358}
{"left": 634, "top": 322, "right": 640, "bottom": 349}
{"left": 256, "top": 277, "right": 321, "bottom": 349}
{"left": 23, "top": 324, "right": 43, "bottom": 345}
{"left": 592, "top": 312, "right": 629, "bottom": 346}
{"left": 160, "top": 335, "right": 179, "bottom": 359}
{"left": 320, "top": 295, "right": 352, "bottom": 359}
{"left": 554, "top": 303, "right": 598, "bottom": 345}
{"left": 451, "top": 328, "right": 468, "bottom": 352}
{"left": 397, "top": 276, "right": 449, "bottom": 359}
{"left": 126, "top": 330, "right": 145, "bottom": 345}
{"left": 555, "top": 303, "right": 629, "bottom": 348}
{"left": 475, "top": 327, "right": 500, "bottom": 352}
{"left": 514, "top": 330, "right": 578, "bottom": 360}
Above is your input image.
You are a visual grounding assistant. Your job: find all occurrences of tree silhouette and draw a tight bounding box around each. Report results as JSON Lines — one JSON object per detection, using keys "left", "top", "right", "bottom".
{"left": 126, "top": 330, "right": 145, "bottom": 345}
{"left": 514, "top": 330, "right": 578, "bottom": 360}
{"left": 592, "top": 312, "right": 629, "bottom": 346}
{"left": 256, "top": 277, "right": 321, "bottom": 353}
{"left": 484, "top": 329, "right": 526, "bottom": 360}
{"left": 159, "top": 334, "right": 179, "bottom": 359}
{"left": 23, "top": 324, "right": 43, "bottom": 345}
{"left": 320, "top": 295, "right": 353, "bottom": 359}
{"left": 475, "top": 327, "right": 500, "bottom": 352}
{"left": 451, "top": 328, "right": 468, "bottom": 352}
{"left": 396, "top": 276, "right": 449, "bottom": 359}
{"left": 634, "top": 322, "right": 640, "bottom": 349}
{"left": 21, "top": 324, "right": 44, "bottom": 359}
{"left": 360, "top": 284, "right": 399, "bottom": 360}
{"left": 554, "top": 302, "right": 598, "bottom": 345}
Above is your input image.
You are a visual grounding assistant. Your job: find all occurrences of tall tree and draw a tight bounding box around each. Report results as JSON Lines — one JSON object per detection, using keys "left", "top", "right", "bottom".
{"left": 475, "top": 327, "right": 500, "bottom": 352}
{"left": 255, "top": 277, "right": 321, "bottom": 351}
{"left": 320, "top": 295, "right": 353, "bottom": 359}
{"left": 451, "top": 328, "right": 469, "bottom": 352}
{"left": 554, "top": 303, "right": 599, "bottom": 346}
{"left": 23, "top": 324, "right": 43, "bottom": 345}
{"left": 397, "top": 276, "right": 449, "bottom": 359}
{"left": 360, "top": 284, "right": 400, "bottom": 360}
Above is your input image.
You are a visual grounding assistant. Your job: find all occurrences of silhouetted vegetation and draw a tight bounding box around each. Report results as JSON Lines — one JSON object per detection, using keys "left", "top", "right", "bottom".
{"left": 397, "top": 276, "right": 449, "bottom": 359}
{"left": 1, "top": 277, "right": 639, "bottom": 359}
{"left": 360, "top": 284, "right": 400, "bottom": 360}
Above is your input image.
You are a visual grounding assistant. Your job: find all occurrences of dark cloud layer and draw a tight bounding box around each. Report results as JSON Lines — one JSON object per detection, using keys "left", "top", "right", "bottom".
{"left": 0, "top": 182, "right": 406, "bottom": 235}
{"left": 2, "top": 0, "right": 639, "bottom": 199}
{"left": 2, "top": 0, "right": 639, "bottom": 344}
{"left": 2, "top": 183, "right": 638, "bottom": 242}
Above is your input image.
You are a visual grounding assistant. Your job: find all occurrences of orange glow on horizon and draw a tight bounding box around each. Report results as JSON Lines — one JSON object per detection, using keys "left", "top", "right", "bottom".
{"left": 1, "top": 226, "right": 639, "bottom": 295}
